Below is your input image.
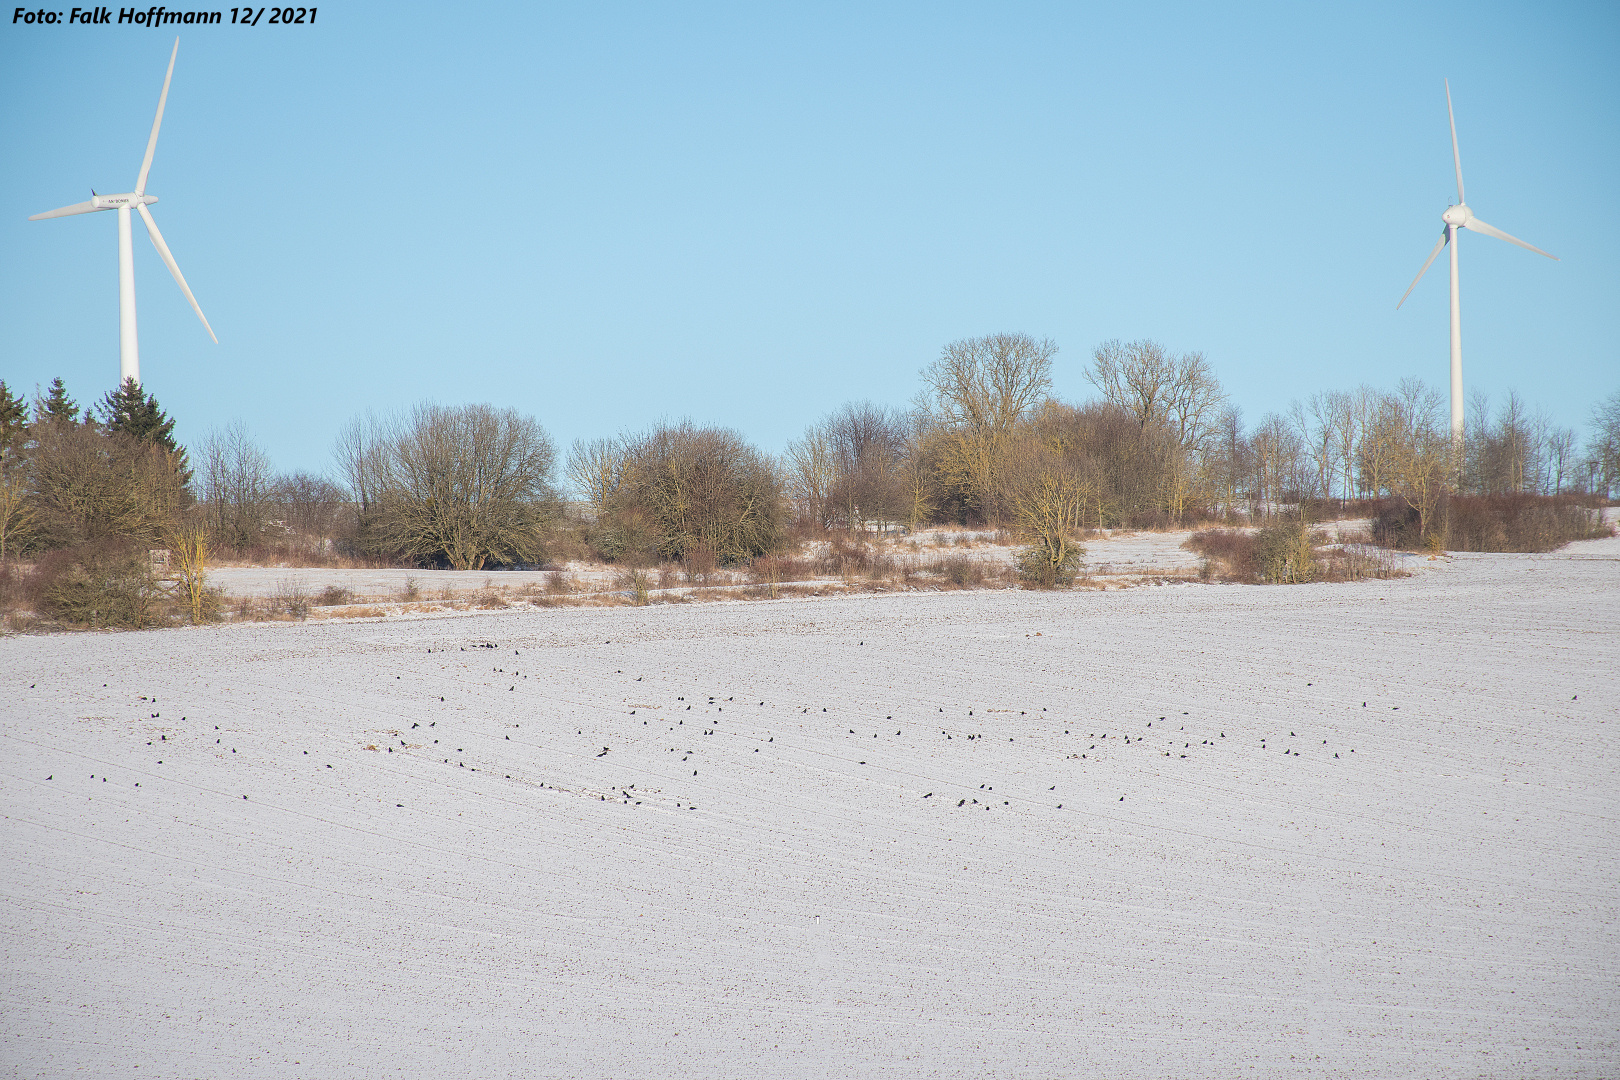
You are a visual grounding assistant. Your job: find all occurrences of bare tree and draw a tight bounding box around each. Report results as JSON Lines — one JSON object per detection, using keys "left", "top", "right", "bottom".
{"left": 359, "top": 403, "right": 560, "bottom": 570}
{"left": 783, "top": 422, "right": 836, "bottom": 529}
{"left": 1384, "top": 380, "right": 1452, "bottom": 541}
{"left": 1325, "top": 390, "right": 1358, "bottom": 502}
{"left": 1293, "top": 394, "right": 1339, "bottom": 504}
{"left": 1087, "top": 339, "right": 1226, "bottom": 452}
{"left": 1199, "top": 404, "right": 1247, "bottom": 519}
{"left": 566, "top": 437, "right": 626, "bottom": 519}
{"left": 333, "top": 413, "right": 395, "bottom": 554}
{"left": 197, "top": 421, "right": 276, "bottom": 549}
{"left": 1003, "top": 438, "right": 1089, "bottom": 584}
{"left": 1249, "top": 413, "right": 1307, "bottom": 521}
{"left": 824, "top": 401, "right": 907, "bottom": 532}
{"left": 1358, "top": 389, "right": 1410, "bottom": 500}
{"left": 271, "top": 472, "right": 348, "bottom": 555}
{"left": 920, "top": 332, "right": 1056, "bottom": 520}
{"left": 1545, "top": 427, "right": 1577, "bottom": 494}
{"left": 898, "top": 409, "right": 939, "bottom": 534}
{"left": 607, "top": 421, "right": 784, "bottom": 564}
{"left": 1587, "top": 390, "right": 1620, "bottom": 498}
{"left": 0, "top": 465, "right": 30, "bottom": 560}
{"left": 0, "top": 381, "right": 29, "bottom": 559}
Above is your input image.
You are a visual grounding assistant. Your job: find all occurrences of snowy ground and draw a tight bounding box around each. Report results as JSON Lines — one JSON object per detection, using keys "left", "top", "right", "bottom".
{"left": 3, "top": 535, "right": 1617, "bottom": 1078}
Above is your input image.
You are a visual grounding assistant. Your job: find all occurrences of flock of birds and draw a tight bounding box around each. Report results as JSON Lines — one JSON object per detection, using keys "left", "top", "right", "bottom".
{"left": 46, "top": 640, "right": 1370, "bottom": 826}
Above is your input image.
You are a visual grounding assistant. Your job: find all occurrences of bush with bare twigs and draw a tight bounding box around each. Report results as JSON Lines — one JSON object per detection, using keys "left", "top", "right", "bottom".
{"left": 272, "top": 579, "right": 312, "bottom": 620}
{"left": 317, "top": 585, "right": 355, "bottom": 607}
{"left": 337, "top": 403, "right": 561, "bottom": 570}
{"left": 596, "top": 422, "right": 785, "bottom": 566}
{"left": 616, "top": 568, "right": 653, "bottom": 605}
{"left": 924, "top": 554, "right": 984, "bottom": 587}
{"left": 1185, "top": 524, "right": 1315, "bottom": 583}
{"left": 1187, "top": 521, "right": 1404, "bottom": 584}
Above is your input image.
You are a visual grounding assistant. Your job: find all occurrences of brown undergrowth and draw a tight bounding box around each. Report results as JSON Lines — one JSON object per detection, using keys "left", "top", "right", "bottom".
{"left": 1185, "top": 522, "right": 1404, "bottom": 584}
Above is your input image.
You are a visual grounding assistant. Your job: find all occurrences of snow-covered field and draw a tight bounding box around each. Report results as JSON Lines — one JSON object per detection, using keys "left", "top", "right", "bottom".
{"left": 3, "top": 536, "right": 1617, "bottom": 1078}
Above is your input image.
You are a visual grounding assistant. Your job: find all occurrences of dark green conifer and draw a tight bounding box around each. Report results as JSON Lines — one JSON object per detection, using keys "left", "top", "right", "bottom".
{"left": 0, "top": 380, "right": 26, "bottom": 457}
{"left": 101, "top": 378, "right": 181, "bottom": 454}
{"left": 35, "top": 377, "right": 81, "bottom": 427}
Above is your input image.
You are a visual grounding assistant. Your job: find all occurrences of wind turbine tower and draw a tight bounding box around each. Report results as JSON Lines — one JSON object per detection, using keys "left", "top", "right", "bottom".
{"left": 1397, "top": 81, "right": 1557, "bottom": 442}
{"left": 29, "top": 38, "right": 217, "bottom": 387}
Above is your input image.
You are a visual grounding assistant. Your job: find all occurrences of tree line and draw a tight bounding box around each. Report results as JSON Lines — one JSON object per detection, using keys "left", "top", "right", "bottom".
{"left": 3, "top": 335, "right": 1617, "bottom": 606}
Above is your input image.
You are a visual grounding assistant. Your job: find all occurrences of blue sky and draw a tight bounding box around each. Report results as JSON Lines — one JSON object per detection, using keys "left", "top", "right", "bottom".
{"left": 3, "top": 1, "right": 1616, "bottom": 476}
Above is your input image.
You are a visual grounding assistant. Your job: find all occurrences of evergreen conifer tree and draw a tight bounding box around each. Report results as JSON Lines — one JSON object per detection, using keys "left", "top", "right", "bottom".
{"left": 101, "top": 378, "right": 191, "bottom": 490}
{"left": 36, "top": 377, "right": 81, "bottom": 427}
{"left": 101, "top": 378, "right": 181, "bottom": 454}
{"left": 0, "top": 381, "right": 26, "bottom": 457}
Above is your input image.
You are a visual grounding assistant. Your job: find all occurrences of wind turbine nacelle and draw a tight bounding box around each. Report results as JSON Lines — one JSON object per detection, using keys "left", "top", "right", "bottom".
{"left": 90, "top": 193, "right": 159, "bottom": 210}
{"left": 1442, "top": 204, "right": 1470, "bottom": 227}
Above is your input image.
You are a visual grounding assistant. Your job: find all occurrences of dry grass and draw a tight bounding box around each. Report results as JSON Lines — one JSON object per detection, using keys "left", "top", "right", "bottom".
{"left": 929, "top": 554, "right": 985, "bottom": 587}
{"left": 330, "top": 604, "right": 386, "bottom": 619}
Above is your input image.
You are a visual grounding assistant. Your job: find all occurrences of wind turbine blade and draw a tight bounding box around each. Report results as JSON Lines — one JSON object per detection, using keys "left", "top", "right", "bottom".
{"left": 138, "top": 202, "right": 217, "bottom": 343}
{"left": 1465, "top": 216, "right": 1558, "bottom": 260}
{"left": 28, "top": 200, "right": 102, "bottom": 220}
{"left": 1397, "top": 228, "right": 1449, "bottom": 309}
{"left": 1445, "top": 79, "right": 1465, "bottom": 205}
{"left": 135, "top": 38, "right": 179, "bottom": 196}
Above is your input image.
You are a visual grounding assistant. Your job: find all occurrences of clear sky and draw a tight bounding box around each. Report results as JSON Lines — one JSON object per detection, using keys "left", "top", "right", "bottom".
{"left": 3, "top": 1, "right": 1616, "bottom": 476}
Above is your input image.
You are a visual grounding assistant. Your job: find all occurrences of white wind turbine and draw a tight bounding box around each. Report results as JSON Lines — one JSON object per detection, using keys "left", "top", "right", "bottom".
{"left": 29, "top": 38, "right": 216, "bottom": 388}
{"left": 1397, "top": 80, "right": 1556, "bottom": 442}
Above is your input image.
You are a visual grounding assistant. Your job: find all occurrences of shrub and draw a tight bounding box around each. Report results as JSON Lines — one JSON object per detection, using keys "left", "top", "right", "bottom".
{"left": 33, "top": 542, "right": 166, "bottom": 628}
{"left": 682, "top": 546, "right": 718, "bottom": 584}
{"left": 931, "top": 554, "right": 986, "bottom": 587}
{"left": 1186, "top": 521, "right": 1317, "bottom": 583}
{"left": 26, "top": 423, "right": 186, "bottom": 551}
{"left": 604, "top": 422, "right": 785, "bottom": 565}
{"left": 616, "top": 568, "right": 653, "bottom": 605}
{"left": 473, "top": 587, "right": 510, "bottom": 610}
{"left": 337, "top": 403, "right": 561, "bottom": 570}
{"left": 1317, "top": 541, "right": 1402, "bottom": 582}
{"left": 272, "top": 579, "right": 311, "bottom": 620}
{"left": 0, "top": 559, "right": 22, "bottom": 613}
{"left": 318, "top": 585, "right": 355, "bottom": 607}
{"left": 1253, "top": 519, "right": 1317, "bottom": 583}
{"left": 822, "top": 535, "right": 873, "bottom": 577}
{"left": 1014, "top": 542, "right": 1080, "bottom": 588}
{"left": 1183, "top": 529, "right": 1259, "bottom": 582}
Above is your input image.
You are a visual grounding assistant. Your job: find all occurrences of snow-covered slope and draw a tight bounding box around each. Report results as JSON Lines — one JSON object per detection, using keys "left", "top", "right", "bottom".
{"left": 4, "top": 538, "right": 1617, "bottom": 1078}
